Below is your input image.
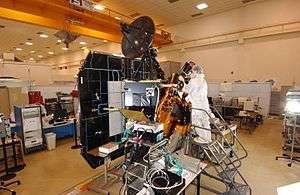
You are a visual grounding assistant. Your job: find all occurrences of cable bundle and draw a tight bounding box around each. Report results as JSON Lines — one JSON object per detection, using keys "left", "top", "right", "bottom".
{"left": 145, "top": 168, "right": 183, "bottom": 191}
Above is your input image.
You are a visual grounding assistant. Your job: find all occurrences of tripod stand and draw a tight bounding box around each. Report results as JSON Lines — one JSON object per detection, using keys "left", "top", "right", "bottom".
{"left": 0, "top": 137, "right": 21, "bottom": 195}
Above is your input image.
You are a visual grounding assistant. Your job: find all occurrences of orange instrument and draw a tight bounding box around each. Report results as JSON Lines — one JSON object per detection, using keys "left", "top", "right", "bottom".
{"left": 156, "top": 73, "right": 192, "bottom": 137}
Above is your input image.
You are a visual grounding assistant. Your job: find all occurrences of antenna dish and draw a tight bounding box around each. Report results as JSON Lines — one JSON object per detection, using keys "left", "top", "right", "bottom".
{"left": 121, "top": 16, "right": 155, "bottom": 59}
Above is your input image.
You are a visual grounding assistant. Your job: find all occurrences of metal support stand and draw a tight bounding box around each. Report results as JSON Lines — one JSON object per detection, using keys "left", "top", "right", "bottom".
{"left": 197, "top": 174, "right": 200, "bottom": 195}
{"left": 276, "top": 114, "right": 300, "bottom": 167}
{"left": 87, "top": 155, "right": 119, "bottom": 195}
{"left": 71, "top": 119, "right": 81, "bottom": 149}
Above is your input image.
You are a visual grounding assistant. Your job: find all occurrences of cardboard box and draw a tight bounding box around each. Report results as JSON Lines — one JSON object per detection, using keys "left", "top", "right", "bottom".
{"left": 0, "top": 87, "right": 28, "bottom": 118}
{"left": 0, "top": 87, "right": 10, "bottom": 117}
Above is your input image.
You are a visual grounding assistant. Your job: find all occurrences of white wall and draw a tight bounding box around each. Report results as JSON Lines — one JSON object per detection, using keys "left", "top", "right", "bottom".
{"left": 43, "top": 41, "right": 178, "bottom": 81}
{"left": 207, "top": 82, "right": 272, "bottom": 116}
{"left": 41, "top": 40, "right": 183, "bottom": 83}
{"left": 166, "top": 0, "right": 300, "bottom": 42}
{"left": 42, "top": 42, "right": 122, "bottom": 66}
{"left": 41, "top": 42, "right": 122, "bottom": 81}
{"left": 31, "top": 83, "right": 75, "bottom": 99}
{"left": 0, "top": 62, "right": 52, "bottom": 85}
{"left": 158, "top": 0, "right": 300, "bottom": 89}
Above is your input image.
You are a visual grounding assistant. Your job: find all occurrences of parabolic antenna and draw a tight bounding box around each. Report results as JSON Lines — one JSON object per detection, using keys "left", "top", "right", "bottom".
{"left": 121, "top": 16, "right": 155, "bottom": 59}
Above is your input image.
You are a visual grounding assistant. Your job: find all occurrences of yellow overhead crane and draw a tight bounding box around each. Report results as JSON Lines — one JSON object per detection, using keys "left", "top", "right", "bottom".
{"left": 0, "top": 0, "right": 172, "bottom": 46}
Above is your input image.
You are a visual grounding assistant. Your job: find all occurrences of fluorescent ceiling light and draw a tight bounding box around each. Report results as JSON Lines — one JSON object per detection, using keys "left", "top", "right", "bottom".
{"left": 57, "top": 39, "right": 62, "bottom": 43}
{"left": 196, "top": 3, "right": 208, "bottom": 10}
{"left": 62, "top": 47, "right": 68, "bottom": 51}
{"left": 94, "top": 4, "right": 105, "bottom": 11}
{"left": 29, "top": 57, "right": 34, "bottom": 61}
{"left": 16, "top": 48, "right": 22, "bottom": 51}
{"left": 39, "top": 34, "right": 48, "bottom": 38}
{"left": 25, "top": 42, "right": 33, "bottom": 46}
{"left": 37, "top": 55, "right": 43, "bottom": 58}
{"left": 79, "top": 41, "right": 87, "bottom": 45}
{"left": 30, "top": 50, "right": 36, "bottom": 53}
{"left": 103, "top": 40, "right": 108, "bottom": 43}
{"left": 115, "top": 16, "right": 121, "bottom": 20}
{"left": 48, "top": 51, "right": 54, "bottom": 55}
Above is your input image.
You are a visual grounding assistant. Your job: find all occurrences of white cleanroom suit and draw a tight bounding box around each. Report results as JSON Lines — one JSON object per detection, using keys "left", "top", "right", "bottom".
{"left": 184, "top": 65, "right": 213, "bottom": 143}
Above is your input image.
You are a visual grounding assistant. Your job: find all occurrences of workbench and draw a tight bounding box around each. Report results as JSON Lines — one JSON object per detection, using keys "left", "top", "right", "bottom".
{"left": 43, "top": 120, "right": 75, "bottom": 139}
{"left": 236, "top": 110, "right": 262, "bottom": 133}
{"left": 11, "top": 119, "right": 75, "bottom": 139}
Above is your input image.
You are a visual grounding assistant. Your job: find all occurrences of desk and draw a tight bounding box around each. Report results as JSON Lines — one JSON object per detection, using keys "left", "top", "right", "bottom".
{"left": 43, "top": 120, "right": 75, "bottom": 139}
{"left": 222, "top": 106, "right": 242, "bottom": 121}
{"left": 11, "top": 120, "right": 75, "bottom": 139}
{"left": 237, "top": 111, "right": 262, "bottom": 133}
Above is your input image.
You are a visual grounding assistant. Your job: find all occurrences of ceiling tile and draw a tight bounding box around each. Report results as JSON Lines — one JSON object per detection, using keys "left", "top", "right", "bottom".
{"left": 102, "top": 0, "right": 266, "bottom": 26}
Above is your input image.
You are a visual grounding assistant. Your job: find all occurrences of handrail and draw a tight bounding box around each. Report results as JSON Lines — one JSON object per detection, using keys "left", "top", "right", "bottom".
{"left": 191, "top": 107, "right": 248, "bottom": 164}
{"left": 191, "top": 107, "right": 251, "bottom": 192}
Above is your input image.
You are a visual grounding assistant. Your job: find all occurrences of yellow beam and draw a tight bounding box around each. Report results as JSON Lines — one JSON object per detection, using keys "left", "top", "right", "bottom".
{"left": 0, "top": 0, "right": 171, "bottom": 45}
{"left": 0, "top": 6, "right": 121, "bottom": 42}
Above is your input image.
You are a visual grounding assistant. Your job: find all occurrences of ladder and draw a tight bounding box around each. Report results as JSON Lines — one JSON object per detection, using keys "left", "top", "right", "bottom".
{"left": 191, "top": 107, "right": 251, "bottom": 195}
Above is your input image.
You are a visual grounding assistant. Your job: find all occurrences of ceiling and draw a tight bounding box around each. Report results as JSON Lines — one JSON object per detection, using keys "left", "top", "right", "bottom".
{"left": 0, "top": 0, "right": 267, "bottom": 62}
{"left": 0, "top": 18, "right": 107, "bottom": 62}
{"left": 101, "top": 0, "right": 266, "bottom": 27}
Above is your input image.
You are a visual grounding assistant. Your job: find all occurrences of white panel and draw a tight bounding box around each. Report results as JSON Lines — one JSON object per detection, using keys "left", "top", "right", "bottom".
{"left": 207, "top": 83, "right": 220, "bottom": 97}
{"left": 108, "top": 81, "right": 124, "bottom": 136}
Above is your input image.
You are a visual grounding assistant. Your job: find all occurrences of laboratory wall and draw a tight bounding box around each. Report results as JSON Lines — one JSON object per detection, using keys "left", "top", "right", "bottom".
{"left": 41, "top": 42, "right": 122, "bottom": 81}
{"left": 0, "top": 62, "right": 52, "bottom": 85}
{"left": 158, "top": 0, "right": 300, "bottom": 89}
